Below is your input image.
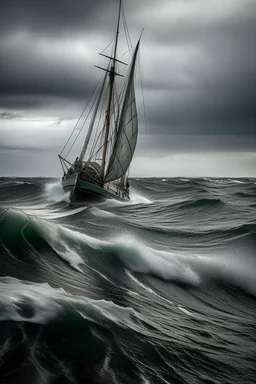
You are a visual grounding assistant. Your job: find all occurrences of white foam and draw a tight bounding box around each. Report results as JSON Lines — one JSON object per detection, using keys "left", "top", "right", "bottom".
{"left": 125, "top": 270, "right": 156, "bottom": 295}
{"left": 191, "top": 254, "right": 256, "bottom": 296}
{"left": 114, "top": 236, "right": 200, "bottom": 285}
{"left": 99, "top": 190, "right": 152, "bottom": 208}
{"left": 12, "top": 204, "right": 48, "bottom": 213}
{"left": 53, "top": 246, "right": 84, "bottom": 273}
{"left": 178, "top": 305, "right": 193, "bottom": 316}
{"left": 14, "top": 181, "right": 32, "bottom": 185}
{"left": 0, "top": 277, "right": 139, "bottom": 327}
{"left": 100, "top": 351, "right": 112, "bottom": 375}
{"left": 141, "top": 376, "right": 152, "bottom": 384}
{"left": 32, "top": 218, "right": 86, "bottom": 271}
{"left": 38, "top": 206, "right": 86, "bottom": 220}
{"left": 37, "top": 224, "right": 197, "bottom": 287}
{"left": 90, "top": 207, "right": 116, "bottom": 218}
{"left": 18, "top": 209, "right": 256, "bottom": 297}
{"left": 34, "top": 218, "right": 200, "bottom": 287}
{"left": 84, "top": 300, "right": 137, "bottom": 328}
{"left": 56, "top": 221, "right": 103, "bottom": 249}
{"left": 129, "top": 191, "right": 152, "bottom": 205}
{"left": 108, "top": 236, "right": 256, "bottom": 296}
{"left": 125, "top": 270, "right": 174, "bottom": 308}
{"left": 44, "top": 181, "right": 70, "bottom": 203}
{"left": 228, "top": 179, "right": 244, "bottom": 184}
{"left": 14, "top": 206, "right": 71, "bottom": 220}
{"left": 0, "top": 277, "right": 62, "bottom": 324}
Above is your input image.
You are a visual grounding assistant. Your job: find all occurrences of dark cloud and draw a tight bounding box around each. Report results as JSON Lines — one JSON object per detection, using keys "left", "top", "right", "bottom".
{"left": 0, "top": 0, "right": 116, "bottom": 35}
{"left": 0, "top": 0, "right": 255, "bottom": 176}
{"left": 0, "top": 34, "right": 101, "bottom": 100}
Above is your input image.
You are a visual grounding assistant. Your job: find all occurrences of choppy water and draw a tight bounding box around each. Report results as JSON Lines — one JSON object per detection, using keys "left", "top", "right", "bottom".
{"left": 0, "top": 177, "right": 256, "bottom": 384}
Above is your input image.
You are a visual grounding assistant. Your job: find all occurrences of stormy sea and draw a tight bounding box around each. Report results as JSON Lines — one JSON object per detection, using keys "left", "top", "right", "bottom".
{"left": 0, "top": 177, "right": 255, "bottom": 384}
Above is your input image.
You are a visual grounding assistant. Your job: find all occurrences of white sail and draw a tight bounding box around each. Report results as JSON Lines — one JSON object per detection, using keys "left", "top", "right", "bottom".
{"left": 104, "top": 41, "right": 140, "bottom": 183}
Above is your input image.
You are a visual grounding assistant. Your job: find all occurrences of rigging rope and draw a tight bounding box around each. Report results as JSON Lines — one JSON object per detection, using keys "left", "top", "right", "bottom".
{"left": 60, "top": 75, "right": 104, "bottom": 158}
{"left": 65, "top": 75, "right": 105, "bottom": 159}
{"left": 138, "top": 48, "right": 148, "bottom": 133}
{"left": 121, "top": 6, "right": 133, "bottom": 54}
{"left": 87, "top": 82, "right": 109, "bottom": 162}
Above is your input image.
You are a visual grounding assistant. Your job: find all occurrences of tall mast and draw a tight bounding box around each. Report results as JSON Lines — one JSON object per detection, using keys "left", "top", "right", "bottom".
{"left": 101, "top": 0, "right": 122, "bottom": 179}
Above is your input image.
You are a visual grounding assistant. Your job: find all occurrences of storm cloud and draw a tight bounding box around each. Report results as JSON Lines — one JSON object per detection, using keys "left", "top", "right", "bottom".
{"left": 0, "top": 0, "right": 255, "bottom": 176}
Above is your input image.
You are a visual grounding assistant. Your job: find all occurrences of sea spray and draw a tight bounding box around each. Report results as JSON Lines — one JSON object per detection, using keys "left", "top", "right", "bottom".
{"left": 44, "top": 181, "right": 70, "bottom": 203}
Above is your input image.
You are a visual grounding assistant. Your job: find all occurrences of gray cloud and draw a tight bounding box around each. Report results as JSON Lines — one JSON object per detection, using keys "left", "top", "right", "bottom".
{"left": 0, "top": 0, "right": 255, "bottom": 176}
{"left": 0, "top": 0, "right": 116, "bottom": 35}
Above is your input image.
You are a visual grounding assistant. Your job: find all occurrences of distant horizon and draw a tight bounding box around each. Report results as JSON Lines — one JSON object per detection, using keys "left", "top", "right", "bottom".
{"left": 1, "top": 175, "right": 255, "bottom": 180}
{"left": 1, "top": 146, "right": 255, "bottom": 178}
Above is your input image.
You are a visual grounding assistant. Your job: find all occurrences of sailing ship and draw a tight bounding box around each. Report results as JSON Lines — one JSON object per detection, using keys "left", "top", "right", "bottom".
{"left": 58, "top": 0, "right": 141, "bottom": 203}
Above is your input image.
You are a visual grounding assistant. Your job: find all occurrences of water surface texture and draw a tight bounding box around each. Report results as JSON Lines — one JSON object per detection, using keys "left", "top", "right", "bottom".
{"left": 0, "top": 177, "right": 256, "bottom": 384}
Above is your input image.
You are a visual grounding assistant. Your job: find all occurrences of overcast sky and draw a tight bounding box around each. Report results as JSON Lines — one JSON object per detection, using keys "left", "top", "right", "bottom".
{"left": 0, "top": 0, "right": 255, "bottom": 177}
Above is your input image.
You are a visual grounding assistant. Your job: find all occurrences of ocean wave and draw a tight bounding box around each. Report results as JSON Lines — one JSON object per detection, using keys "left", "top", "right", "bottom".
{"left": 1, "top": 208, "right": 199, "bottom": 286}
{"left": 90, "top": 207, "right": 117, "bottom": 218}
{"left": 227, "top": 179, "right": 245, "bottom": 184}
{"left": 97, "top": 190, "right": 152, "bottom": 209}
{"left": 183, "top": 198, "right": 224, "bottom": 209}
{"left": 108, "top": 236, "right": 256, "bottom": 296}
{"left": 1, "top": 180, "right": 35, "bottom": 186}
{"left": 1, "top": 208, "right": 256, "bottom": 296}
{"left": 105, "top": 235, "right": 200, "bottom": 285}
{"left": 129, "top": 192, "right": 152, "bottom": 205}
{"left": 0, "top": 276, "right": 139, "bottom": 328}
{"left": 13, "top": 181, "right": 33, "bottom": 185}
{"left": 1, "top": 177, "right": 256, "bottom": 384}
{"left": 0, "top": 276, "right": 153, "bottom": 383}
{"left": 44, "top": 181, "right": 70, "bottom": 203}
{"left": 0, "top": 180, "right": 41, "bottom": 204}
{"left": 32, "top": 218, "right": 201, "bottom": 286}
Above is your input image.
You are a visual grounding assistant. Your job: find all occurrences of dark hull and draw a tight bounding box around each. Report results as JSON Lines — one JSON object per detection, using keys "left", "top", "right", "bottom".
{"left": 61, "top": 176, "right": 129, "bottom": 203}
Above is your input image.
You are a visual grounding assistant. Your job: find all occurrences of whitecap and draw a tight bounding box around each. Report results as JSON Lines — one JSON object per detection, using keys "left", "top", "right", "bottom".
{"left": 99, "top": 190, "right": 152, "bottom": 208}
{"left": 112, "top": 235, "right": 200, "bottom": 286}
{"left": 129, "top": 191, "right": 152, "bottom": 205}
{"left": 228, "top": 179, "right": 244, "bottom": 184}
{"left": 141, "top": 376, "right": 152, "bottom": 384}
{"left": 0, "top": 277, "right": 140, "bottom": 328}
{"left": 90, "top": 207, "right": 116, "bottom": 218}
{"left": 125, "top": 270, "right": 156, "bottom": 295}
{"left": 106, "top": 235, "right": 256, "bottom": 296}
{"left": 44, "top": 181, "right": 70, "bottom": 203}
{"left": 177, "top": 305, "right": 193, "bottom": 316}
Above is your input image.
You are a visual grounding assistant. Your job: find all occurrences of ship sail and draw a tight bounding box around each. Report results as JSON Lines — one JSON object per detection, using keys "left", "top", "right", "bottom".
{"left": 104, "top": 40, "right": 140, "bottom": 183}
{"left": 59, "top": 0, "right": 144, "bottom": 202}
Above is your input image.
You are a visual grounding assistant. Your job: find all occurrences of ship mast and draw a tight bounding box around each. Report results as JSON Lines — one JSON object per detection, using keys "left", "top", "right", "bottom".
{"left": 101, "top": 0, "right": 122, "bottom": 179}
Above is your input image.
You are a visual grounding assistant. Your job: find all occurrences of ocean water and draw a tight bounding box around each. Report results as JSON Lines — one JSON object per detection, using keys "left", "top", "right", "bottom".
{"left": 0, "top": 177, "right": 255, "bottom": 384}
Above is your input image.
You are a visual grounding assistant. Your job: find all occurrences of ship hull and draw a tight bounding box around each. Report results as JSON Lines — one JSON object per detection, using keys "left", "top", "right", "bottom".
{"left": 62, "top": 176, "right": 129, "bottom": 203}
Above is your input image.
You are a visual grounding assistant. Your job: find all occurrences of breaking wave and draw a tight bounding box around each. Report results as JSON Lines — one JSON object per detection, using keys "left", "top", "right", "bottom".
{"left": 44, "top": 181, "right": 70, "bottom": 203}
{"left": 1, "top": 208, "right": 255, "bottom": 296}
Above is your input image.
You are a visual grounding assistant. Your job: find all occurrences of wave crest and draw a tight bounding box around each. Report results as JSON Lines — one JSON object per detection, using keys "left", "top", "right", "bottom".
{"left": 44, "top": 181, "right": 70, "bottom": 203}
